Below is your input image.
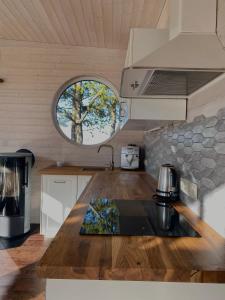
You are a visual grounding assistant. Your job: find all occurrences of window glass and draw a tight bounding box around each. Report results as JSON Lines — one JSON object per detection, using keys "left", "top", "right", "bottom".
{"left": 54, "top": 78, "right": 121, "bottom": 145}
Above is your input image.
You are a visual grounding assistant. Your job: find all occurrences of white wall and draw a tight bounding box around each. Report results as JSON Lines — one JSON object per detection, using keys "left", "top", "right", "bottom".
{"left": 187, "top": 74, "right": 225, "bottom": 237}
{"left": 188, "top": 75, "right": 225, "bottom": 121}
{"left": 0, "top": 40, "right": 144, "bottom": 222}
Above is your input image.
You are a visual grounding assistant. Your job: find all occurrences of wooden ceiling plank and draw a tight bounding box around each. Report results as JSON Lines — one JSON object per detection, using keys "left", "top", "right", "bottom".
{"left": 30, "top": 0, "right": 62, "bottom": 44}
{"left": 142, "top": 0, "right": 166, "bottom": 27}
{"left": 39, "top": 0, "right": 70, "bottom": 45}
{"left": 91, "top": 0, "right": 105, "bottom": 48}
{"left": 102, "top": 0, "right": 113, "bottom": 48}
{"left": 0, "top": 0, "right": 168, "bottom": 49}
{"left": 119, "top": 0, "right": 134, "bottom": 49}
{"left": 131, "top": 0, "right": 145, "bottom": 28}
{"left": 50, "top": 0, "right": 77, "bottom": 45}
{"left": 154, "top": 0, "right": 167, "bottom": 27}
{"left": 0, "top": 0, "right": 20, "bottom": 40}
{"left": 0, "top": 0, "right": 35, "bottom": 41}
{"left": 19, "top": 0, "right": 53, "bottom": 44}
{"left": 157, "top": 0, "right": 169, "bottom": 29}
{"left": 79, "top": 0, "right": 96, "bottom": 47}
{"left": 141, "top": 0, "right": 154, "bottom": 27}
{"left": 81, "top": 0, "right": 98, "bottom": 47}
{"left": 112, "top": 0, "right": 123, "bottom": 49}
{"left": 60, "top": 0, "right": 83, "bottom": 45}
{"left": 70, "top": 0, "right": 90, "bottom": 47}
{"left": 0, "top": 26, "right": 14, "bottom": 40}
{"left": 0, "top": 10, "right": 20, "bottom": 40}
{"left": 9, "top": 0, "right": 47, "bottom": 43}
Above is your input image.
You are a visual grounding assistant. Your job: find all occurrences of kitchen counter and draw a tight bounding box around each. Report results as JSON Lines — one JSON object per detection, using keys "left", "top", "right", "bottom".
{"left": 39, "top": 165, "right": 145, "bottom": 176}
{"left": 37, "top": 171, "right": 225, "bottom": 283}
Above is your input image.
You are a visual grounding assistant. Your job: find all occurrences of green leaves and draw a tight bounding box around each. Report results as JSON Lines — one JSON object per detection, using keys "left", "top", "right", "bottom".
{"left": 56, "top": 79, "right": 120, "bottom": 144}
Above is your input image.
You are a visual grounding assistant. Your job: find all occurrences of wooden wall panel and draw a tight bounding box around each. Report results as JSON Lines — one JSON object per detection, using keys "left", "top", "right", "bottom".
{"left": 0, "top": 41, "right": 144, "bottom": 222}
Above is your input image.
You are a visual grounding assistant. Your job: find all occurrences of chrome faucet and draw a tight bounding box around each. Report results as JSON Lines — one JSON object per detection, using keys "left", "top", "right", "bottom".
{"left": 97, "top": 144, "right": 114, "bottom": 170}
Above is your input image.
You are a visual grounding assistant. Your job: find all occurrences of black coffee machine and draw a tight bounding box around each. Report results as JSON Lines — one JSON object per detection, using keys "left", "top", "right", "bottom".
{"left": 0, "top": 150, "right": 35, "bottom": 238}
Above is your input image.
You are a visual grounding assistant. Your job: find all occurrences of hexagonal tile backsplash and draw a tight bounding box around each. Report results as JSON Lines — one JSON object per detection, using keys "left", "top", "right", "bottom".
{"left": 144, "top": 107, "right": 225, "bottom": 211}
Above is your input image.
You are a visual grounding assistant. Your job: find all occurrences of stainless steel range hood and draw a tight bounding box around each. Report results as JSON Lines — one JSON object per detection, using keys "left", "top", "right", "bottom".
{"left": 120, "top": 0, "right": 225, "bottom": 98}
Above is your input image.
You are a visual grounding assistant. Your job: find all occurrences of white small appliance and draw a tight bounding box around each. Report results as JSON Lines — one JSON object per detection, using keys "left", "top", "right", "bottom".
{"left": 121, "top": 145, "right": 139, "bottom": 170}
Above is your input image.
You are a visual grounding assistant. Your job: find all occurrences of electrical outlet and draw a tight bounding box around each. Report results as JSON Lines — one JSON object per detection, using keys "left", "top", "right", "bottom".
{"left": 180, "top": 177, "right": 198, "bottom": 201}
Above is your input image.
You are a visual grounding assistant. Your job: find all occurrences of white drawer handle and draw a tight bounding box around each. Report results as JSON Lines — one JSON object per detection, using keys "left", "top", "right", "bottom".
{"left": 54, "top": 180, "right": 66, "bottom": 184}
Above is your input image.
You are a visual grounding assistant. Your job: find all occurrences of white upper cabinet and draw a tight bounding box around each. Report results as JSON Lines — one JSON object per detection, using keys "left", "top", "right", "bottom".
{"left": 130, "top": 99, "right": 186, "bottom": 120}
{"left": 120, "top": 98, "right": 186, "bottom": 129}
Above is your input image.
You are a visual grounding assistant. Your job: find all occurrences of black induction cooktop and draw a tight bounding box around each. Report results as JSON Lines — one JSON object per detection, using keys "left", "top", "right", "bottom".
{"left": 80, "top": 198, "right": 200, "bottom": 237}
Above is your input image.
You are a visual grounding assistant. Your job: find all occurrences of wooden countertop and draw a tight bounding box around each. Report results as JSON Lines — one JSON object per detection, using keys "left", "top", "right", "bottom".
{"left": 37, "top": 172, "right": 225, "bottom": 283}
{"left": 39, "top": 165, "right": 145, "bottom": 176}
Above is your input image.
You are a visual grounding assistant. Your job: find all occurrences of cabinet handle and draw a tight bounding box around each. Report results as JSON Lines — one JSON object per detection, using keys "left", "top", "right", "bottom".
{"left": 54, "top": 180, "right": 66, "bottom": 184}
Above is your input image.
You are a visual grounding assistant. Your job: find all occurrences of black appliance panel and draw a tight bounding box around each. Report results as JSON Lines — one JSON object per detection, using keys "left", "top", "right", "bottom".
{"left": 80, "top": 198, "right": 200, "bottom": 237}
{"left": 0, "top": 157, "right": 26, "bottom": 216}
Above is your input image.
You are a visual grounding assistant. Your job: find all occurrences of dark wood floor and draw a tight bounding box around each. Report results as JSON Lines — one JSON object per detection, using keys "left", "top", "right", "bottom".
{"left": 0, "top": 227, "right": 50, "bottom": 300}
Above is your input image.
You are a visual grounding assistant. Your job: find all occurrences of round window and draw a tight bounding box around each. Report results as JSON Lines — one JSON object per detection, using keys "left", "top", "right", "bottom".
{"left": 53, "top": 77, "right": 121, "bottom": 146}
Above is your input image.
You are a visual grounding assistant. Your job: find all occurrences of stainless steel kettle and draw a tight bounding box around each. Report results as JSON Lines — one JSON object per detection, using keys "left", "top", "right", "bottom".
{"left": 156, "top": 164, "right": 178, "bottom": 200}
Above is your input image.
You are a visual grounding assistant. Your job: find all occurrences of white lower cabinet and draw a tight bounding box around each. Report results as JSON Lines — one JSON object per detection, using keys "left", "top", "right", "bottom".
{"left": 41, "top": 175, "right": 91, "bottom": 237}
{"left": 77, "top": 175, "right": 92, "bottom": 199}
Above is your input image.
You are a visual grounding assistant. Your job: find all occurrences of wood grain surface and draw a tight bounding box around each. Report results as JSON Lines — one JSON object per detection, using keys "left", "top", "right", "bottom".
{"left": 0, "top": 0, "right": 166, "bottom": 49}
{"left": 37, "top": 172, "right": 225, "bottom": 283}
{"left": 0, "top": 226, "right": 50, "bottom": 300}
{"left": 39, "top": 165, "right": 146, "bottom": 175}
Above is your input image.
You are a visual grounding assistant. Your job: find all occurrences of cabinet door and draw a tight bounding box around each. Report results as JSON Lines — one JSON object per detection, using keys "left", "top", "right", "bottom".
{"left": 77, "top": 176, "right": 92, "bottom": 200}
{"left": 41, "top": 175, "right": 77, "bottom": 237}
{"left": 130, "top": 98, "right": 187, "bottom": 121}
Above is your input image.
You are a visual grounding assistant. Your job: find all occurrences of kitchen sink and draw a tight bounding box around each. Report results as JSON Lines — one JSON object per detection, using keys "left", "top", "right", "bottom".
{"left": 81, "top": 166, "right": 108, "bottom": 171}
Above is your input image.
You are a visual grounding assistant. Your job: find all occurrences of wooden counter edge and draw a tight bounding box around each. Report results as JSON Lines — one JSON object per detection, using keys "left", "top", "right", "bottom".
{"left": 36, "top": 265, "right": 225, "bottom": 283}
